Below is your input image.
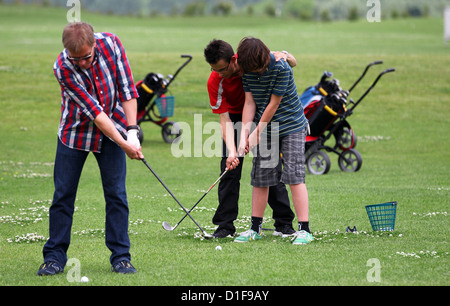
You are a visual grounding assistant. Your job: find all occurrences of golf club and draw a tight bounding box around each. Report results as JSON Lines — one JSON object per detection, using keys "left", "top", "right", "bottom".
{"left": 141, "top": 158, "right": 213, "bottom": 239}
{"left": 162, "top": 169, "right": 228, "bottom": 232}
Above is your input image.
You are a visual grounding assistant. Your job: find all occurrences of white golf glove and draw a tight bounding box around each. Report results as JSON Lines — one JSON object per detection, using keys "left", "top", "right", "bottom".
{"left": 127, "top": 127, "right": 141, "bottom": 149}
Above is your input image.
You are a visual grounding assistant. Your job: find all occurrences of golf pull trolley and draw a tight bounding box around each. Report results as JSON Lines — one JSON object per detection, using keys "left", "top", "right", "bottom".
{"left": 300, "top": 61, "right": 395, "bottom": 175}
{"left": 136, "top": 54, "right": 192, "bottom": 144}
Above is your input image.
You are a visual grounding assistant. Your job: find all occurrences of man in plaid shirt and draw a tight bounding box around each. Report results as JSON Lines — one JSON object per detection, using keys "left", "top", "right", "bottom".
{"left": 37, "top": 22, "right": 143, "bottom": 276}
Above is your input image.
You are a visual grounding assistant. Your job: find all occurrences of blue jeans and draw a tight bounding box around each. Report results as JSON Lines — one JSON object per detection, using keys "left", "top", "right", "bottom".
{"left": 43, "top": 137, "right": 131, "bottom": 267}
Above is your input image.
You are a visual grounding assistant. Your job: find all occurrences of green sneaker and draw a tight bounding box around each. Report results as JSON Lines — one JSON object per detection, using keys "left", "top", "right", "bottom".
{"left": 292, "top": 230, "right": 314, "bottom": 245}
{"left": 234, "top": 229, "right": 262, "bottom": 243}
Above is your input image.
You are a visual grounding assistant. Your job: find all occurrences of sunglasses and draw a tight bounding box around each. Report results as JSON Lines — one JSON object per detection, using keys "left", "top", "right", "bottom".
{"left": 211, "top": 63, "right": 230, "bottom": 74}
{"left": 67, "top": 47, "right": 94, "bottom": 62}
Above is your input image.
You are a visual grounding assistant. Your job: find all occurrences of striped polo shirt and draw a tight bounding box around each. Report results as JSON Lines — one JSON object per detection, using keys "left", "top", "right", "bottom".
{"left": 242, "top": 53, "right": 307, "bottom": 137}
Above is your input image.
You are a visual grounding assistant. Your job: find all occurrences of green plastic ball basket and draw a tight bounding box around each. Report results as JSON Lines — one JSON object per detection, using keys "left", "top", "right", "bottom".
{"left": 365, "top": 201, "right": 397, "bottom": 231}
{"left": 155, "top": 96, "right": 175, "bottom": 118}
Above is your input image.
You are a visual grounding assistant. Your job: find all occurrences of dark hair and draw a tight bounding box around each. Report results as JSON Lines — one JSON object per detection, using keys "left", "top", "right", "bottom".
{"left": 236, "top": 37, "right": 270, "bottom": 74}
{"left": 62, "top": 22, "right": 95, "bottom": 53}
{"left": 204, "top": 39, "right": 235, "bottom": 65}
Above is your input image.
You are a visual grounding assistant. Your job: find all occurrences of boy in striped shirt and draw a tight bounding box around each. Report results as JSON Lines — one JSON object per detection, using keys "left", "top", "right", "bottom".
{"left": 235, "top": 37, "right": 313, "bottom": 245}
{"left": 204, "top": 39, "right": 297, "bottom": 239}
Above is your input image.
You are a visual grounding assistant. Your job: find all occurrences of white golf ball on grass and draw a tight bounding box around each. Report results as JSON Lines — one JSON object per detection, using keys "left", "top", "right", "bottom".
{"left": 215, "top": 245, "right": 222, "bottom": 251}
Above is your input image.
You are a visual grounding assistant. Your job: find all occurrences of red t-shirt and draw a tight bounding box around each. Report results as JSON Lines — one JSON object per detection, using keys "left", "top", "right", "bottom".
{"left": 207, "top": 71, "right": 245, "bottom": 115}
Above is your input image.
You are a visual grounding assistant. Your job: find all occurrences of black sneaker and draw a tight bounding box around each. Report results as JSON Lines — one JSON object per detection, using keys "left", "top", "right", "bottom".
{"left": 37, "top": 261, "right": 64, "bottom": 276}
{"left": 212, "top": 228, "right": 235, "bottom": 238}
{"left": 111, "top": 260, "right": 137, "bottom": 274}
{"left": 274, "top": 224, "right": 296, "bottom": 237}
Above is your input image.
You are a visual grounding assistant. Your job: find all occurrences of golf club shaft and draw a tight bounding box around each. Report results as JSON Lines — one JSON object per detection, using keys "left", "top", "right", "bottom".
{"left": 141, "top": 158, "right": 209, "bottom": 235}
{"left": 170, "top": 169, "right": 228, "bottom": 230}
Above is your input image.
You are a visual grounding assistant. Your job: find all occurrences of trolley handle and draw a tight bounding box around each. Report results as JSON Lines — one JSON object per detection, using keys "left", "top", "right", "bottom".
{"left": 348, "top": 60, "right": 383, "bottom": 92}
{"left": 165, "top": 54, "right": 193, "bottom": 88}
{"left": 350, "top": 68, "right": 395, "bottom": 111}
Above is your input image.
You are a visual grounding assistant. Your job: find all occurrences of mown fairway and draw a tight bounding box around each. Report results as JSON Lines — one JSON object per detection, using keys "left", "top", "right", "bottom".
{"left": 0, "top": 5, "right": 448, "bottom": 287}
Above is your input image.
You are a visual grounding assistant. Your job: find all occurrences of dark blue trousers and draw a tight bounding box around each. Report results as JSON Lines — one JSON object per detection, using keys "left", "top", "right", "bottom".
{"left": 42, "top": 137, "right": 131, "bottom": 267}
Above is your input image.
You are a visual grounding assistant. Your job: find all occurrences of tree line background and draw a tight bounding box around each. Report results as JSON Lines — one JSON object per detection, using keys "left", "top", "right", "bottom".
{"left": 2, "top": 0, "right": 449, "bottom": 21}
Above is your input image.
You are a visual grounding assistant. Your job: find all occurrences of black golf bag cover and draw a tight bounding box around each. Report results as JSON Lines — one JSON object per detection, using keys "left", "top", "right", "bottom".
{"left": 317, "top": 77, "right": 341, "bottom": 95}
{"left": 307, "top": 93, "right": 347, "bottom": 137}
{"left": 137, "top": 73, "right": 164, "bottom": 112}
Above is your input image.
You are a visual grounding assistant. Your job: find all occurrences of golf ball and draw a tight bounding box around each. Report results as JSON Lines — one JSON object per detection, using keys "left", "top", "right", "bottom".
{"left": 80, "top": 276, "right": 89, "bottom": 282}
{"left": 215, "top": 246, "right": 222, "bottom": 251}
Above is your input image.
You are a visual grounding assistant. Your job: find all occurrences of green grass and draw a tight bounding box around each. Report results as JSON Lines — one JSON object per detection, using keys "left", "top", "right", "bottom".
{"left": 0, "top": 4, "right": 449, "bottom": 287}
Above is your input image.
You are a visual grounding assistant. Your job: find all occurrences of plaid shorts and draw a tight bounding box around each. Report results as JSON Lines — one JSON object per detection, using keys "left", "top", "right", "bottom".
{"left": 251, "top": 129, "right": 306, "bottom": 187}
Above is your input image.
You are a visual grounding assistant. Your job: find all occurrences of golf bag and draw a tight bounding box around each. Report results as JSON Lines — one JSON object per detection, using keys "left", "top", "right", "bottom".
{"left": 302, "top": 74, "right": 349, "bottom": 138}
{"left": 135, "top": 55, "right": 192, "bottom": 144}
{"left": 300, "top": 61, "right": 395, "bottom": 175}
{"left": 137, "top": 73, "right": 166, "bottom": 114}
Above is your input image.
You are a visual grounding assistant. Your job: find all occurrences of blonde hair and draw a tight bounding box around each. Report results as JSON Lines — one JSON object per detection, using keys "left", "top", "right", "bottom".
{"left": 62, "top": 22, "right": 95, "bottom": 53}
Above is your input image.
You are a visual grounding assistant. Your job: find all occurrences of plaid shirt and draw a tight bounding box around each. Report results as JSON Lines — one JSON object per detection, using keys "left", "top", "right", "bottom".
{"left": 53, "top": 32, "right": 138, "bottom": 153}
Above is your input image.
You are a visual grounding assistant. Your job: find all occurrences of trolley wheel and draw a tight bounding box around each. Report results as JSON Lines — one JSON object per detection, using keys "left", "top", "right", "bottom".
{"left": 306, "top": 151, "right": 331, "bottom": 175}
{"left": 162, "top": 121, "right": 182, "bottom": 143}
{"left": 338, "top": 149, "right": 362, "bottom": 172}
{"left": 337, "top": 127, "right": 357, "bottom": 151}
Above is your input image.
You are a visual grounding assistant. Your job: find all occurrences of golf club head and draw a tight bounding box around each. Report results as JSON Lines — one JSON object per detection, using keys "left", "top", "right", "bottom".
{"left": 162, "top": 221, "right": 175, "bottom": 231}
{"left": 164, "top": 221, "right": 213, "bottom": 239}
{"left": 320, "top": 70, "right": 333, "bottom": 82}
{"left": 203, "top": 232, "right": 214, "bottom": 239}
